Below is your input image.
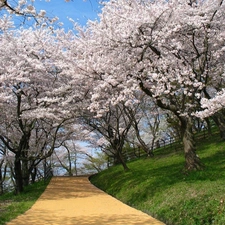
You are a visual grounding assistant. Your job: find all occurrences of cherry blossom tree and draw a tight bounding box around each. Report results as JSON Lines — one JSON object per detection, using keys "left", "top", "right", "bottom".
{"left": 1, "top": 0, "right": 224, "bottom": 192}
{"left": 0, "top": 23, "right": 82, "bottom": 193}
{"left": 72, "top": 0, "right": 225, "bottom": 170}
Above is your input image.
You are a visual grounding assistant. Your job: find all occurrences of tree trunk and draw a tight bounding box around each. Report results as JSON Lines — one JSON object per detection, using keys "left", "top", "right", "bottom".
{"left": 205, "top": 118, "right": 212, "bottom": 136}
{"left": 0, "top": 172, "right": 3, "bottom": 195}
{"left": 74, "top": 159, "right": 78, "bottom": 176}
{"left": 0, "top": 160, "right": 5, "bottom": 195}
{"left": 22, "top": 159, "right": 29, "bottom": 186}
{"left": 118, "top": 150, "right": 129, "bottom": 171}
{"left": 213, "top": 112, "right": 225, "bottom": 140}
{"left": 180, "top": 117, "right": 203, "bottom": 171}
{"left": 0, "top": 183, "right": 3, "bottom": 195}
{"left": 111, "top": 138, "right": 129, "bottom": 171}
{"left": 204, "top": 89, "right": 225, "bottom": 139}
{"left": 31, "top": 167, "right": 37, "bottom": 184}
{"left": 133, "top": 121, "right": 154, "bottom": 157}
{"left": 67, "top": 170, "right": 73, "bottom": 176}
{"left": 14, "top": 155, "right": 23, "bottom": 194}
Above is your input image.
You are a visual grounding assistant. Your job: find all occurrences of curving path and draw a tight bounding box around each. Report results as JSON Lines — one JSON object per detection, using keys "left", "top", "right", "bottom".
{"left": 7, "top": 176, "right": 165, "bottom": 225}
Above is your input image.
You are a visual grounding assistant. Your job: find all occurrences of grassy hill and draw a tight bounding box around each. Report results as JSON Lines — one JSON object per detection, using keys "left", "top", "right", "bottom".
{"left": 90, "top": 133, "right": 225, "bottom": 225}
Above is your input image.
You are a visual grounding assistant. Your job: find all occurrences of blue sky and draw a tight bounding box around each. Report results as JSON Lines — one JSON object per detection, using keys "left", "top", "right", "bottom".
{"left": 35, "top": 0, "right": 102, "bottom": 28}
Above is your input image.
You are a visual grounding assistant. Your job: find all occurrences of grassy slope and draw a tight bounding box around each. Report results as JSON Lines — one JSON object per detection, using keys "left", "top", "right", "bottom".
{"left": 90, "top": 133, "right": 225, "bottom": 225}
{"left": 0, "top": 179, "right": 50, "bottom": 225}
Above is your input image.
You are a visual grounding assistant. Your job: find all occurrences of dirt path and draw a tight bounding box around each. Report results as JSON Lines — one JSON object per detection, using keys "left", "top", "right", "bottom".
{"left": 7, "top": 176, "right": 165, "bottom": 225}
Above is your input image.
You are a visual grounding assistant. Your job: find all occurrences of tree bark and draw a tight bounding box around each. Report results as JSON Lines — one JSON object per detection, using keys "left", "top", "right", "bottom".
{"left": 180, "top": 117, "right": 203, "bottom": 171}
{"left": 126, "top": 107, "right": 154, "bottom": 157}
{"left": 14, "top": 154, "right": 23, "bottom": 194}
{"left": 31, "top": 167, "right": 37, "bottom": 183}
{"left": 22, "top": 159, "right": 29, "bottom": 186}
{"left": 0, "top": 170, "right": 3, "bottom": 195}
{"left": 205, "top": 118, "right": 212, "bottom": 136}
{"left": 0, "top": 160, "right": 6, "bottom": 195}
{"left": 112, "top": 138, "right": 129, "bottom": 171}
{"left": 213, "top": 112, "right": 225, "bottom": 140}
{"left": 117, "top": 150, "right": 129, "bottom": 171}
{"left": 134, "top": 123, "right": 154, "bottom": 157}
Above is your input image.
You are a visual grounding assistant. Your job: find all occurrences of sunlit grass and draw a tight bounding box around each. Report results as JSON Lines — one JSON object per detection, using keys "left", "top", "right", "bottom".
{"left": 90, "top": 133, "right": 225, "bottom": 225}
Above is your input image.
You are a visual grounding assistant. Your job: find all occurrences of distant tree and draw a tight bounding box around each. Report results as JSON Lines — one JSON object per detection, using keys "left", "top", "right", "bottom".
{"left": 81, "top": 103, "right": 133, "bottom": 171}
{"left": 53, "top": 139, "right": 88, "bottom": 176}
{"left": 126, "top": 96, "right": 167, "bottom": 156}
{"left": 82, "top": 151, "right": 108, "bottom": 174}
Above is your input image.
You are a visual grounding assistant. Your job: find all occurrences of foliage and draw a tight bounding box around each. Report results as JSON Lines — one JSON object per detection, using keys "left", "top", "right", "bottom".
{"left": 90, "top": 133, "right": 225, "bottom": 225}
{"left": 0, "top": 179, "right": 50, "bottom": 225}
{"left": 81, "top": 151, "right": 108, "bottom": 174}
{"left": 71, "top": 0, "right": 225, "bottom": 170}
{"left": 1, "top": 0, "right": 225, "bottom": 193}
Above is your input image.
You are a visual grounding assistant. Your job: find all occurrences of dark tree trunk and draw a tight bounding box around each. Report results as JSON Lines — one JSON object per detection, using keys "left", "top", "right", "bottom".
{"left": 180, "top": 117, "right": 203, "bottom": 171}
{"left": 0, "top": 183, "right": 3, "bottom": 195}
{"left": 110, "top": 137, "right": 129, "bottom": 171}
{"left": 205, "top": 118, "right": 212, "bottom": 136}
{"left": 213, "top": 112, "right": 225, "bottom": 140}
{"left": 0, "top": 160, "right": 6, "bottom": 195}
{"left": 0, "top": 172, "right": 3, "bottom": 195}
{"left": 74, "top": 159, "right": 78, "bottom": 176}
{"left": 14, "top": 155, "right": 23, "bottom": 194}
{"left": 118, "top": 150, "right": 129, "bottom": 171}
{"left": 22, "top": 159, "right": 29, "bottom": 186}
{"left": 31, "top": 167, "right": 37, "bottom": 184}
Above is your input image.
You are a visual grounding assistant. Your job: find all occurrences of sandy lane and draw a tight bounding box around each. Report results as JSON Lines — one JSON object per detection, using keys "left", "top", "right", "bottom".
{"left": 7, "top": 176, "right": 165, "bottom": 225}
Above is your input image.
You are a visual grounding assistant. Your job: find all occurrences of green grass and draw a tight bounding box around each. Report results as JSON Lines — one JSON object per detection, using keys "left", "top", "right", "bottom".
{"left": 0, "top": 179, "right": 50, "bottom": 225}
{"left": 90, "top": 133, "right": 225, "bottom": 225}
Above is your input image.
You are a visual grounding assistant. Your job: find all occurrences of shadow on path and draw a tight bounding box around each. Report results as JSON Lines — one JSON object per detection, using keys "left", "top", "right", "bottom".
{"left": 7, "top": 177, "right": 165, "bottom": 225}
